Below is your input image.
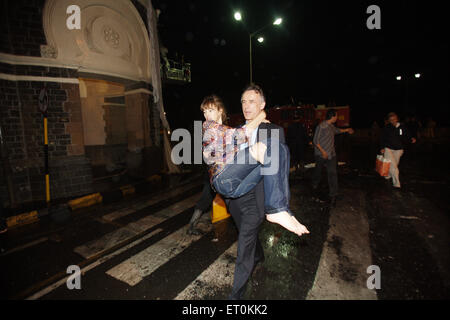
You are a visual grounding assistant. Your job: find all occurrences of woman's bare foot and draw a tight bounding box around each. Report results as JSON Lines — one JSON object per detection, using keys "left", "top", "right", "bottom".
{"left": 290, "top": 215, "right": 309, "bottom": 235}
{"left": 266, "top": 211, "right": 309, "bottom": 236}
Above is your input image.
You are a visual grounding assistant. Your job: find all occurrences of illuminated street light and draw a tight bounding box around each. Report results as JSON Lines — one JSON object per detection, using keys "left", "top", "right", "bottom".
{"left": 273, "top": 18, "right": 283, "bottom": 25}
{"left": 234, "top": 13, "right": 283, "bottom": 83}
{"left": 396, "top": 73, "right": 422, "bottom": 113}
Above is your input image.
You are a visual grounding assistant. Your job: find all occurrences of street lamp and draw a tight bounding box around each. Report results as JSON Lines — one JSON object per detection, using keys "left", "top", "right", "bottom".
{"left": 396, "top": 73, "right": 422, "bottom": 113}
{"left": 273, "top": 18, "right": 283, "bottom": 25}
{"left": 234, "top": 12, "right": 283, "bottom": 83}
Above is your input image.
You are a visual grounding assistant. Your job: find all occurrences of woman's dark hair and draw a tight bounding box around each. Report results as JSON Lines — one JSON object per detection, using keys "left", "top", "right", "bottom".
{"left": 200, "top": 94, "right": 228, "bottom": 123}
{"left": 326, "top": 109, "right": 337, "bottom": 120}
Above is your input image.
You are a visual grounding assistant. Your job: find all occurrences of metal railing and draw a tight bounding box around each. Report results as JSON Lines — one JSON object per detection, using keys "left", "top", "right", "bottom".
{"left": 161, "top": 59, "right": 191, "bottom": 83}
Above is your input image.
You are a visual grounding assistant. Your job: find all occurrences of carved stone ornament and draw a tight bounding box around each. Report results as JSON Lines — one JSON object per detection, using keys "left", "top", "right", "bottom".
{"left": 103, "top": 26, "right": 120, "bottom": 49}
{"left": 40, "top": 45, "right": 57, "bottom": 58}
{"left": 42, "top": 0, "right": 151, "bottom": 82}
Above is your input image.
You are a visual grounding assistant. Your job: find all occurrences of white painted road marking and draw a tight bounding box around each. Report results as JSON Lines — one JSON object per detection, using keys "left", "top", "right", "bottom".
{"left": 0, "top": 237, "right": 48, "bottom": 257}
{"left": 74, "top": 193, "right": 200, "bottom": 259}
{"left": 105, "top": 222, "right": 213, "bottom": 286}
{"left": 102, "top": 183, "right": 201, "bottom": 222}
{"left": 175, "top": 241, "right": 237, "bottom": 300}
{"left": 306, "top": 190, "right": 378, "bottom": 300}
{"left": 27, "top": 228, "right": 164, "bottom": 300}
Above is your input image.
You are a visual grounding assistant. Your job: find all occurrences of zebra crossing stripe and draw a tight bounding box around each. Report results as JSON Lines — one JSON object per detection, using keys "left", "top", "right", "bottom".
{"left": 174, "top": 241, "right": 237, "bottom": 300}
{"left": 102, "top": 183, "right": 201, "bottom": 222}
{"left": 26, "top": 228, "right": 164, "bottom": 300}
{"left": 306, "top": 191, "right": 378, "bottom": 300}
{"left": 74, "top": 193, "right": 201, "bottom": 259}
{"left": 105, "top": 222, "right": 213, "bottom": 286}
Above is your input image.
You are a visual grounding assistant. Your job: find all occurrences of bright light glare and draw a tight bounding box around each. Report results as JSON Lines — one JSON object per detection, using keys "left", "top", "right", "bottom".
{"left": 257, "top": 37, "right": 264, "bottom": 43}
{"left": 267, "top": 235, "right": 274, "bottom": 247}
{"left": 415, "top": 73, "right": 421, "bottom": 78}
{"left": 234, "top": 12, "right": 242, "bottom": 21}
{"left": 273, "top": 18, "right": 283, "bottom": 25}
{"left": 396, "top": 76, "right": 402, "bottom": 81}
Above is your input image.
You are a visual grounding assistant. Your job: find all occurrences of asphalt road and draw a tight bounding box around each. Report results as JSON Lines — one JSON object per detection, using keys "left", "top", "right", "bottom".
{"left": 1, "top": 141, "right": 449, "bottom": 300}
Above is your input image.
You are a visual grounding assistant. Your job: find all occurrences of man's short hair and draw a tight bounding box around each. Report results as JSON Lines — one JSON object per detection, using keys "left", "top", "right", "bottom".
{"left": 242, "top": 84, "right": 265, "bottom": 102}
{"left": 326, "top": 109, "right": 337, "bottom": 120}
{"left": 387, "top": 112, "right": 398, "bottom": 120}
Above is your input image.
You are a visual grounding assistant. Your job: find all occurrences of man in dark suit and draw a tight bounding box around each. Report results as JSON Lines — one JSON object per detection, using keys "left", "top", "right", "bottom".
{"left": 225, "top": 84, "right": 286, "bottom": 300}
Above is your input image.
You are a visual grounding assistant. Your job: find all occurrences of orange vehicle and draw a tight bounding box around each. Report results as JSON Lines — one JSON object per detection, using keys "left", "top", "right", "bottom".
{"left": 314, "top": 105, "right": 350, "bottom": 128}
{"left": 266, "top": 104, "right": 317, "bottom": 137}
{"left": 229, "top": 104, "right": 351, "bottom": 138}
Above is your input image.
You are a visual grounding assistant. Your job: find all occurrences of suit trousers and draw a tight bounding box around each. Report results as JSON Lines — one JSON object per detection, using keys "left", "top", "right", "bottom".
{"left": 225, "top": 180, "right": 265, "bottom": 300}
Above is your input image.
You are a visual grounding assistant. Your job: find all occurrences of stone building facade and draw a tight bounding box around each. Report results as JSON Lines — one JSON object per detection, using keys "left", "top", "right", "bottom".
{"left": 0, "top": 0, "right": 163, "bottom": 208}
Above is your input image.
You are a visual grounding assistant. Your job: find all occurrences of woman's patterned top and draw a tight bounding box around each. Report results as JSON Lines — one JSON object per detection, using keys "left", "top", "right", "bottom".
{"left": 202, "top": 120, "right": 249, "bottom": 183}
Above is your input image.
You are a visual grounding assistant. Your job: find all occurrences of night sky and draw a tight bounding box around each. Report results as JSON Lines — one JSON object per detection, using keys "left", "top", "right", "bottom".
{"left": 153, "top": 0, "right": 449, "bottom": 129}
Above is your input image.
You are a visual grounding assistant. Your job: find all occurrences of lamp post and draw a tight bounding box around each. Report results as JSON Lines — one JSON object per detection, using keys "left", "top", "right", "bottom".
{"left": 396, "top": 73, "right": 421, "bottom": 113}
{"left": 234, "top": 12, "right": 282, "bottom": 84}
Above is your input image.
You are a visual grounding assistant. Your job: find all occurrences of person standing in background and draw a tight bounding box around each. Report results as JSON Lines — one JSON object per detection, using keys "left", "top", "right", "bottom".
{"left": 312, "top": 109, "right": 354, "bottom": 207}
{"left": 380, "top": 112, "right": 416, "bottom": 189}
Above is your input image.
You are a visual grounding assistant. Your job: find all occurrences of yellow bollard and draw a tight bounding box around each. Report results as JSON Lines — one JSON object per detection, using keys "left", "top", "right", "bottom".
{"left": 211, "top": 194, "right": 231, "bottom": 223}
{"left": 68, "top": 193, "right": 103, "bottom": 211}
{"left": 6, "top": 211, "right": 39, "bottom": 228}
{"left": 120, "top": 185, "right": 135, "bottom": 196}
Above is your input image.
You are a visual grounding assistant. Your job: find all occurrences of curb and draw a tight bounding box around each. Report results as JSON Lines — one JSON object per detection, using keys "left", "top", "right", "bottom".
{"left": 6, "top": 210, "right": 39, "bottom": 229}
{"left": 5, "top": 174, "right": 170, "bottom": 229}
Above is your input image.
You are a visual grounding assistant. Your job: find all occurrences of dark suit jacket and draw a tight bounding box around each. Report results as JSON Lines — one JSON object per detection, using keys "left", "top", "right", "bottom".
{"left": 225, "top": 122, "right": 286, "bottom": 221}
{"left": 256, "top": 122, "right": 286, "bottom": 144}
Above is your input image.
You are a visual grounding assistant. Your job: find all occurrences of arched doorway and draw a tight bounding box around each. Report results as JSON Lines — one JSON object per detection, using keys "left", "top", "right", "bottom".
{"left": 42, "top": 0, "right": 161, "bottom": 179}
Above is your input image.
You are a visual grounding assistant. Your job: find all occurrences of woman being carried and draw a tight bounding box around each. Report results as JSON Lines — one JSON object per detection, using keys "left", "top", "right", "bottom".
{"left": 201, "top": 95, "right": 309, "bottom": 237}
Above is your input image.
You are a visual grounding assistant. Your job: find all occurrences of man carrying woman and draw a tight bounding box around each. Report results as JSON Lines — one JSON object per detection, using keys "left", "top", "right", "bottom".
{"left": 201, "top": 92, "right": 309, "bottom": 237}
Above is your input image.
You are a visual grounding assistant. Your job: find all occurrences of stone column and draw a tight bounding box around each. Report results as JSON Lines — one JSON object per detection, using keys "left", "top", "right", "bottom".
{"left": 63, "top": 83, "right": 86, "bottom": 157}
{"left": 124, "top": 90, "right": 158, "bottom": 177}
